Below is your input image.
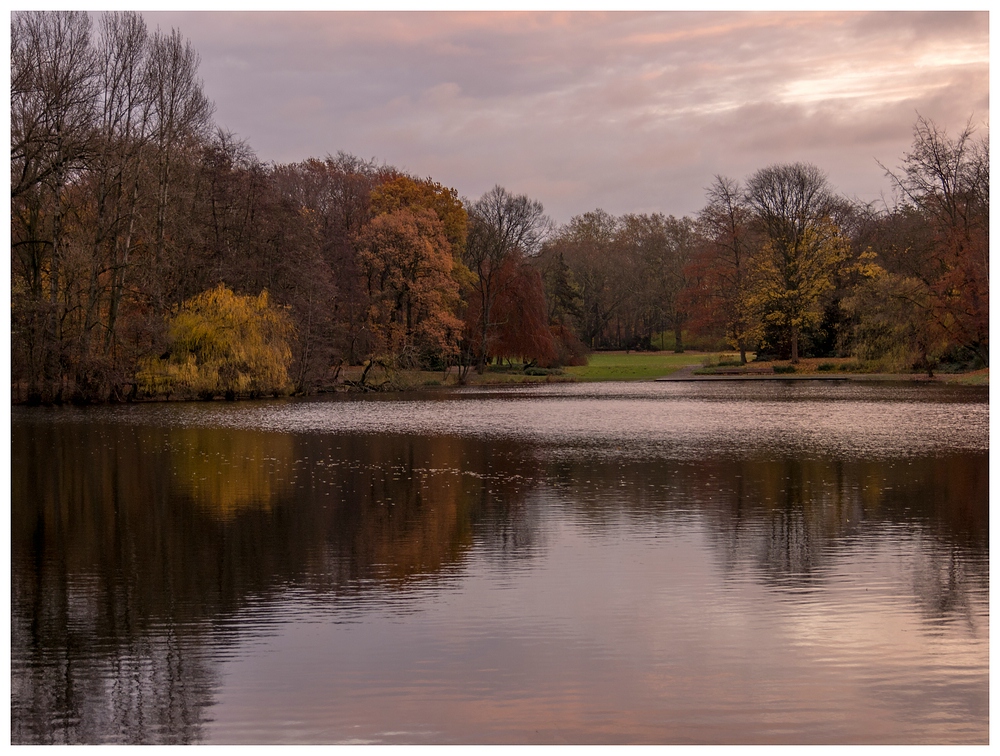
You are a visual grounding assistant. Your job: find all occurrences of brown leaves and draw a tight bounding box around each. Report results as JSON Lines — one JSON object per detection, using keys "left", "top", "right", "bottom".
{"left": 356, "top": 208, "right": 463, "bottom": 365}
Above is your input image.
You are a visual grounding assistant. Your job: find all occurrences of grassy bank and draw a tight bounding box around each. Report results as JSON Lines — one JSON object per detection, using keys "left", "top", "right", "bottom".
{"left": 938, "top": 368, "right": 989, "bottom": 386}
{"left": 334, "top": 363, "right": 572, "bottom": 389}
{"left": 694, "top": 356, "right": 989, "bottom": 384}
{"left": 333, "top": 352, "right": 988, "bottom": 391}
{"left": 332, "top": 351, "right": 721, "bottom": 391}
{"left": 98, "top": 352, "right": 984, "bottom": 400}
{"left": 564, "top": 351, "right": 712, "bottom": 381}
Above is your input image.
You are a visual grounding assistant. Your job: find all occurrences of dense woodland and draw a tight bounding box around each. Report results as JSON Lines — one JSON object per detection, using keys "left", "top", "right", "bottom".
{"left": 11, "top": 12, "right": 989, "bottom": 403}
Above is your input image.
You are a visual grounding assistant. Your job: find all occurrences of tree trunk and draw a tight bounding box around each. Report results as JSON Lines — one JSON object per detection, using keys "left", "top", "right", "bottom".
{"left": 476, "top": 288, "right": 491, "bottom": 375}
{"left": 46, "top": 171, "right": 66, "bottom": 400}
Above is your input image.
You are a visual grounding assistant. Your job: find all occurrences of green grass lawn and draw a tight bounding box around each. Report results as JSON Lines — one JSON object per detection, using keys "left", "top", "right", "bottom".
{"left": 564, "top": 351, "right": 714, "bottom": 381}
{"left": 342, "top": 353, "right": 715, "bottom": 388}
{"left": 341, "top": 351, "right": 987, "bottom": 390}
{"left": 939, "top": 368, "right": 989, "bottom": 386}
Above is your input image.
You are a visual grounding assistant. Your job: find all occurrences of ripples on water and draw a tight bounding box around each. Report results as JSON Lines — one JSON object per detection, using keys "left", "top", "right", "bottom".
{"left": 51, "top": 381, "right": 988, "bottom": 460}
{"left": 10, "top": 381, "right": 988, "bottom": 744}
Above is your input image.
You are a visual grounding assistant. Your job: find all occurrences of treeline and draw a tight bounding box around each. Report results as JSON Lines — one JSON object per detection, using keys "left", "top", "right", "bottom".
{"left": 540, "top": 139, "right": 988, "bottom": 368}
{"left": 11, "top": 11, "right": 989, "bottom": 403}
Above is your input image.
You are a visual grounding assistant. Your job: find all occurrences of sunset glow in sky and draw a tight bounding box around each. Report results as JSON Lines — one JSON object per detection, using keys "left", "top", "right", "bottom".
{"left": 141, "top": 10, "right": 989, "bottom": 224}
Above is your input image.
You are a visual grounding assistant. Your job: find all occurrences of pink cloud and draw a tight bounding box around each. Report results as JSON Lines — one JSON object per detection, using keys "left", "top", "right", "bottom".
{"left": 140, "top": 10, "right": 988, "bottom": 224}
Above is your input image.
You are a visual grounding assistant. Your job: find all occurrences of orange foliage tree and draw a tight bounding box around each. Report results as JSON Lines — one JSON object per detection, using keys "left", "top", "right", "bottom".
{"left": 370, "top": 175, "right": 468, "bottom": 258}
{"left": 356, "top": 208, "right": 463, "bottom": 371}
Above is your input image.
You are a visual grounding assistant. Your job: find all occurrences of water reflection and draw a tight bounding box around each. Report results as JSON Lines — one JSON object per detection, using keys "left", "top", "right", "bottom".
{"left": 11, "top": 420, "right": 542, "bottom": 743}
{"left": 10, "top": 384, "right": 988, "bottom": 744}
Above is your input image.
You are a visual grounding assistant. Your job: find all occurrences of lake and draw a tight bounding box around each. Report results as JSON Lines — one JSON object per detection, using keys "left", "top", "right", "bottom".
{"left": 10, "top": 381, "right": 989, "bottom": 744}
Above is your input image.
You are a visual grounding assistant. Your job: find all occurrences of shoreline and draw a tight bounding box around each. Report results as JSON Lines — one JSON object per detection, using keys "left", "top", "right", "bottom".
{"left": 653, "top": 363, "right": 987, "bottom": 384}
{"left": 655, "top": 359, "right": 989, "bottom": 387}
{"left": 12, "top": 371, "right": 987, "bottom": 406}
{"left": 11, "top": 357, "right": 987, "bottom": 405}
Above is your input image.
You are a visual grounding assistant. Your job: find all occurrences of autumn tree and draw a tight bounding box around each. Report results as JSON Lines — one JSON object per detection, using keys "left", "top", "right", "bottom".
{"left": 137, "top": 284, "right": 294, "bottom": 399}
{"left": 841, "top": 259, "right": 948, "bottom": 372}
{"left": 264, "top": 153, "right": 397, "bottom": 382}
{"left": 464, "top": 251, "right": 557, "bottom": 368}
{"left": 370, "top": 175, "right": 468, "bottom": 258}
{"left": 687, "top": 176, "right": 762, "bottom": 363}
{"left": 463, "top": 185, "right": 550, "bottom": 372}
{"left": 356, "top": 208, "right": 462, "bottom": 375}
{"left": 744, "top": 163, "right": 849, "bottom": 362}
{"left": 878, "top": 116, "right": 989, "bottom": 365}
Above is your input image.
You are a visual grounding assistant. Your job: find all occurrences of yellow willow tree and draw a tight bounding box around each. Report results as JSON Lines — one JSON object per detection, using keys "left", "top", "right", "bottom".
{"left": 137, "top": 284, "right": 294, "bottom": 398}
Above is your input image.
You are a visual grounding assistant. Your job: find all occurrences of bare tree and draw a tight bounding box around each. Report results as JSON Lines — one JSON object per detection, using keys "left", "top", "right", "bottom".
{"left": 608, "top": 213, "right": 697, "bottom": 352}
{"left": 693, "top": 175, "right": 760, "bottom": 363}
{"left": 547, "top": 209, "right": 624, "bottom": 349}
{"left": 10, "top": 11, "right": 97, "bottom": 400}
{"left": 81, "top": 12, "right": 154, "bottom": 389}
{"left": 146, "top": 26, "right": 214, "bottom": 303}
{"left": 885, "top": 116, "right": 988, "bottom": 248}
{"left": 11, "top": 12, "right": 96, "bottom": 199}
{"left": 463, "top": 185, "right": 551, "bottom": 372}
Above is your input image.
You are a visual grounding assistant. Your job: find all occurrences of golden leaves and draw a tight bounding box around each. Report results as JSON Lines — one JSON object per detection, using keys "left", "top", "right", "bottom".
{"left": 137, "top": 284, "right": 294, "bottom": 398}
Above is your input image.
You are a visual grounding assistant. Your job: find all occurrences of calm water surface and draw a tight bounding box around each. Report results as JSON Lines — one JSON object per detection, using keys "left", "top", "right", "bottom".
{"left": 11, "top": 381, "right": 988, "bottom": 744}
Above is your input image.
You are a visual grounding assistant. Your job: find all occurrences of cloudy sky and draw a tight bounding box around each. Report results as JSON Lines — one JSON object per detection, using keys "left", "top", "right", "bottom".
{"left": 142, "top": 10, "right": 988, "bottom": 225}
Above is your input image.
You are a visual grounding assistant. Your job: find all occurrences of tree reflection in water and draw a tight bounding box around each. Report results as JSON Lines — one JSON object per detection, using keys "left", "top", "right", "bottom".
{"left": 11, "top": 410, "right": 987, "bottom": 744}
{"left": 11, "top": 421, "right": 540, "bottom": 742}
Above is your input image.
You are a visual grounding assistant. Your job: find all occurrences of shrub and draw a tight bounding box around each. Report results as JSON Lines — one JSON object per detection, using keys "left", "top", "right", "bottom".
{"left": 773, "top": 364, "right": 796, "bottom": 374}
